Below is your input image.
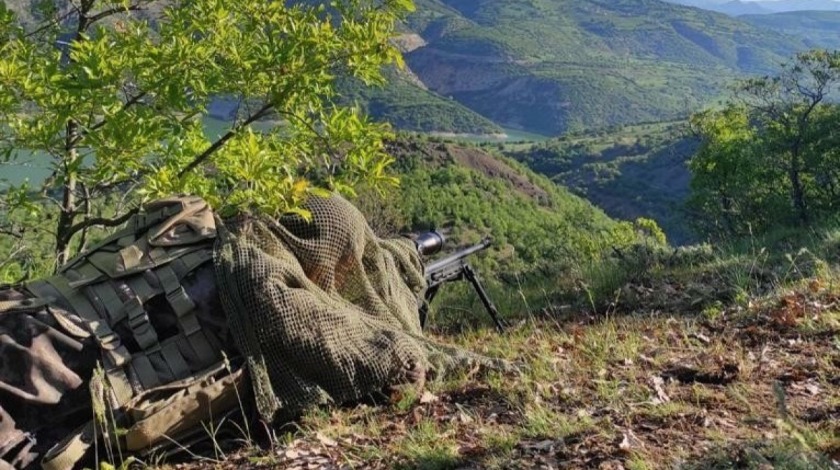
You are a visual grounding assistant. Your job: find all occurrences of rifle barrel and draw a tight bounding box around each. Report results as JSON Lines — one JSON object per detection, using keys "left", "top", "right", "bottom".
{"left": 425, "top": 238, "right": 492, "bottom": 274}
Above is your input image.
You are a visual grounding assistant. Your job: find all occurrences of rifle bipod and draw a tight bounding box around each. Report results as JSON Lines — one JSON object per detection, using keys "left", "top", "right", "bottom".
{"left": 420, "top": 262, "right": 505, "bottom": 333}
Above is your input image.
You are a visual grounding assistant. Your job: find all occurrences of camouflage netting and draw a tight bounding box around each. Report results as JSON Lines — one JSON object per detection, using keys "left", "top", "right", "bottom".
{"left": 213, "top": 194, "right": 490, "bottom": 421}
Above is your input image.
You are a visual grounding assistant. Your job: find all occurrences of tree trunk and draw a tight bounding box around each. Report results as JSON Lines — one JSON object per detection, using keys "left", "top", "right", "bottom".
{"left": 55, "top": 120, "right": 79, "bottom": 267}
{"left": 788, "top": 147, "right": 808, "bottom": 226}
{"left": 54, "top": 7, "right": 93, "bottom": 269}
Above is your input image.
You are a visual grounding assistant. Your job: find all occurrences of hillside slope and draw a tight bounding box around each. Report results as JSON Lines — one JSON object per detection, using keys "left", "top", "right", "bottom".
{"left": 671, "top": 0, "right": 840, "bottom": 13}
{"left": 403, "top": 0, "right": 807, "bottom": 135}
{"left": 506, "top": 122, "right": 700, "bottom": 244}
{"left": 365, "top": 138, "right": 638, "bottom": 276}
{"left": 3, "top": 0, "right": 813, "bottom": 136}
{"left": 337, "top": 69, "right": 504, "bottom": 135}
{"left": 666, "top": 0, "right": 772, "bottom": 15}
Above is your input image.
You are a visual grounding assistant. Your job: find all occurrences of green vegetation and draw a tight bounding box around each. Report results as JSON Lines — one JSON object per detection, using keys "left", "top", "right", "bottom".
{"left": 145, "top": 180, "right": 840, "bottom": 467}
{"left": 689, "top": 50, "right": 840, "bottom": 240}
{"left": 4, "top": 0, "right": 821, "bottom": 138}
{"left": 401, "top": 0, "right": 808, "bottom": 135}
{"left": 504, "top": 121, "right": 700, "bottom": 245}
{"left": 0, "top": 0, "right": 410, "bottom": 266}
{"left": 352, "top": 138, "right": 688, "bottom": 329}
{"left": 386, "top": 139, "right": 635, "bottom": 272}
{"left": 1, "top": 2, "right": 840, "bottom": 468}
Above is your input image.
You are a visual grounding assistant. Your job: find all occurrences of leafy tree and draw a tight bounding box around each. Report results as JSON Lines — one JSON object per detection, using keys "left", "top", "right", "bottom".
{"left": 689, "top": 50, "right": 840, "bottom": 239}
{"left": 0, "top": 0, "right": 413, "bottom": 269}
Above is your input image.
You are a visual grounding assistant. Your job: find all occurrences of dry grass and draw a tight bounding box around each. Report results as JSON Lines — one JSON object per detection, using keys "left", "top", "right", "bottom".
{"left": 157, "top": 281, "right": 840, "bottom": 470}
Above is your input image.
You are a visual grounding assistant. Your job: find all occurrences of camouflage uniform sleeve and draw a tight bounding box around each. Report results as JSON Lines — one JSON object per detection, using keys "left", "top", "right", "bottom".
{"left": 0, "top": 287, "right": 98, "bottom": 469}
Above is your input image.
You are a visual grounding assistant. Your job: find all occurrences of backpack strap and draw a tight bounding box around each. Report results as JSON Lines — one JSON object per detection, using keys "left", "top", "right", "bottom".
{"left": 28, "top": 275, "right": 136, "bottom": 406}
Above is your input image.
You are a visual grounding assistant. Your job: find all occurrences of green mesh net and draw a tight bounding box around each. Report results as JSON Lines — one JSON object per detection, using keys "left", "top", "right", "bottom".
{"left": 213, "top": 194, "right": 489, "bottom": 421}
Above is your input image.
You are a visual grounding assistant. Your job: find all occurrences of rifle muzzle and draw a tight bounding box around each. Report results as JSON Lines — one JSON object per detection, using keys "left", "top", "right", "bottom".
{"left": 415, "top": 231, "right": 445, "bottom": 256}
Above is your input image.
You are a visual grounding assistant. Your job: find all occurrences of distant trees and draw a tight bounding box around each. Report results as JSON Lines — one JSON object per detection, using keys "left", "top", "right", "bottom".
{"left": 689, "top": 50, "right": 840, "bottom": 239}
{"left": 0, "top": 0, "right": 413, "bottom": 270}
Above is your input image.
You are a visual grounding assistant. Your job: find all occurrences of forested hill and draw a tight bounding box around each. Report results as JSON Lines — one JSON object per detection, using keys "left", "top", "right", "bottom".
{"left": 668, "top": 0, "right": 840, "bottom": 14}
{"left": 369, "top": 137, "right": 640, "bottom": 277}
{"left": 506, "top": 122, "right": 700, "bottom": 245}
{"left": 672, "top": 0, "right": 774, "bottom": 16}
{"left": 402, "top": 0, "right": 808, "bottom": 135}
{"left": 335, "top": 69, "right": 504, "bottom": 136}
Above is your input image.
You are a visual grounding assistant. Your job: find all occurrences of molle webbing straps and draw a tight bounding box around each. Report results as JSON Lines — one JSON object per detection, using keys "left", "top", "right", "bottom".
{"left": 161, "top": 341, "right": 191, "bottom": 379}
{"left": 24, "top": 196, "right": 221, "bottom": 404}
{"left": 57, "top": 197, "right": 194, "bottom": 275}
{"left": 89, "top": 280, "right": 126, "bottom": 323}
{"left": 0, "top": 297, "right": 48, "bottom": 313}
{"left": 22, "top": 280, "right": 91, "bottom": 340}
{"left": 155, "top": 249, "right": 220, "bottom": 356}
{"left": 125, "top": 297, "right": 160, "bottom": 352}
{"left": 130, "top": 353, "right": 161, "bottom": 391}
{"left": 28, "top": 276, "right": 132, "bottom": 366}
{"left": 27, "top": 274, "right": 136, "bottom": 407}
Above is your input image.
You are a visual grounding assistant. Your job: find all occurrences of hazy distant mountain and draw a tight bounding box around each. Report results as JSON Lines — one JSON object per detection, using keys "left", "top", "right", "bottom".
{"left": 741, "top": 10, "right": 840, "bottom": 48}
{"left": 720, "top": 1, "right": 774, "bottom": 15}
{"left": 669, "top": 0, "right": 773, "bottom": 15}
{"left": 666, "top": 0, "right": 840, "bottom": 15}
{"left": 760, "top": 0, "right": 840, "bottom": 12}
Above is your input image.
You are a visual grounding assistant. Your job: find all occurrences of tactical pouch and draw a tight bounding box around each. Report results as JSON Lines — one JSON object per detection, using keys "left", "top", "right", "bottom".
{"left": 123, "top": 362, "right": 246, "bottom": 452}
{"left": 40, "top": 363, "right": 247, "bottom": 470}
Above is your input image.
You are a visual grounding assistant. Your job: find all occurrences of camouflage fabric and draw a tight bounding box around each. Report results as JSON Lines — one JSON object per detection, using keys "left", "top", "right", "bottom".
{"left": 0, "top": 287, "right": 99, "bottom": 469}
{"left": 214, "top": 194, "right": 493, "bottom": 422}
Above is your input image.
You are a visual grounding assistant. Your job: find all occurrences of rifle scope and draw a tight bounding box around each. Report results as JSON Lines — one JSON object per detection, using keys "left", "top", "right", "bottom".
{"left": 414, "top": 231, "right": 445, "bottom": 256}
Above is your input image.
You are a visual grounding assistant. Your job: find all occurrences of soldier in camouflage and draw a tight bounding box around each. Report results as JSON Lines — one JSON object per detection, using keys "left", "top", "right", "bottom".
{"left": 0, "top": 194, "right": 452, "bottom": 470}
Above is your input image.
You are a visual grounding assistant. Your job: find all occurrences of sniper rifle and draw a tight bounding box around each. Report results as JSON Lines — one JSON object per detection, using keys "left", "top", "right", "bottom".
{"left": 414, "top": 232, "right": 505, "bottom": 332}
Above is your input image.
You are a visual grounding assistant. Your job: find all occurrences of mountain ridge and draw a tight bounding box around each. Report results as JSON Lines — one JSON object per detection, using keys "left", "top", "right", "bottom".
{"left": 740, "top": 10, "right": 840, "bottom": 49}
{"left": 400, "top": 0, "right": 808, "bottom": 135}
{"left": 2, "top": 0, "right": 822, "bottom": 136}
{"left": 666, "top": 0, "right": 840, "bottom": 15}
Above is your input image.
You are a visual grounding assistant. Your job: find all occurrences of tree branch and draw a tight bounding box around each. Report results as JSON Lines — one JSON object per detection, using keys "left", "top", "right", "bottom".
{"left": 73, "top": 90, "right": 149, "bottom": 146}
{"left": 66, "top": 208, "right": 138, "bottom": 239}
{"left": 91, "top": 175, "right": 137, "bottom": 196}
{"left": 177, "top": 102, "right": 274, "bottom": 178}
{"left": 77, "top": 182, "right": 92, "bottom": 253}
{"left": 173, "top": 41, "right": 388, "bottom": 180}
{"left": 88, "top": 3, "right": 145, "bottom": 24}
{"left": 0, "top": 246, "right": 27, "bottom": 273}
{"left": 23, "top": 8, "right": 79, "bottom": 39}
{"left": 273, "top": 109, "right": 339, "bottom": 158}
{"left": 0, "top": 226, "right": 24, "bottom": 239}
